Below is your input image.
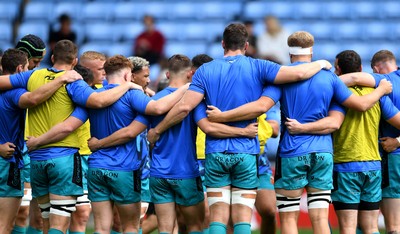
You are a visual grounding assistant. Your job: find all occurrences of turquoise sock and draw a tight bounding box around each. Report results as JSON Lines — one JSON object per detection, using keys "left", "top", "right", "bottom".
{"left": 189, "top": 232, "right": 203, "bottom": 234}
{"left": 12, "top": 225, "right": 26, "bottom": 234}
{"left": 233, "top": 222, "right": 251, "bottom": 234}
{"left": 210, "top": 222, "right": 227, "bottom": 234}
{"left": 160, "top": 232, "right": 170, "bottom": 234}
{"left": 203, "top": 228, "right": 209, "bottom": 234}
{"left": 110, "top": 231, "right": 122, "bottom": 234}
{"left": 69, "top": 232, "right": 85, "bottom": 234}
{"left": 139, "top": 228, "right": 142, "bottom": 234}
{"left": 356, "top": 226, "right": 362, "bottom": 234}
{"left": 26, "top": 226, "right": 43, "bottom": 234}
{"left": 48, "top": 229, "right": 63, "bottom": 234}
{"left": 372, "top": 232, "right": 380, "bottom": 234}
{"left": 124, "top": 233, "right": 137, "bottom": 234}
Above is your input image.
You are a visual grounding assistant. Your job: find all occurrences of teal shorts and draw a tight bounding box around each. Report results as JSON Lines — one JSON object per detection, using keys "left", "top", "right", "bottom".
{"left": 205, "top": 153, "right": 259, "bottom": 189}
{"left": 150, "top": 176, "right": 204, "bottom": 206}
{"left": 382, "top": 153, "right": 400, "bottom": 198}
{"left": 331, "top": 170, "right": 381, "bottom": 209}
{"left": 141, "top": 177, "right": 151, "bottom": 203}
{"left": 81, "top": 155, "right": 89, "bottom": 191}
{"left": 258, "top": 173, "right": 274, "bottom": 190}
{"left": 198, "top": 159, "right": 206, "bottom": 192}
{"left": 274, "top": 153, "right": 333, "bottom": 190}
{"left": 0, "top": 158, "right": 23, "bottom": 197}
{"left": 30, "top": 153, "right": 83, "bottom": 198}
{"left": 21, "top": 144, "right": 30, "bottom": 183}
{"left": 88, "top": 168, "right": 141, "bottom": 204}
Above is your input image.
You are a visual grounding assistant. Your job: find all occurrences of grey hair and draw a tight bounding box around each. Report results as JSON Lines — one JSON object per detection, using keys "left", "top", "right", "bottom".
{"left": 128, "top": 56, "right": 150, "bottom": 72}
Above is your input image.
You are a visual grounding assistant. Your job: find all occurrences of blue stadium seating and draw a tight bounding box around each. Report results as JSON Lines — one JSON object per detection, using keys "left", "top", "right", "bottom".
{"left": 0, "top": 41, "right": 13, "bottom": 53}
{"left": 81, "top": 2, "right": 114, "bottom": 22}
{"left": 335, "top": 22, "right": 362, "bottom": 41}
{"left": 84, "top": 23, "right": 117, "bottom": 42}
{"left": 51, "top": 2, "right": 83, "bottom": 23}
{"left": 0, "top": 2, "right": 19, "bottom": 21}
{"left": 382, "top": 1, "right": 400, "bottom": 19}
{"left": 107, "top": 43, "right": 133, "bottom": 57}
{"left": 207, "top": 42, "right": 222, "bottom": 59}
{"left": 295, "top": 2, "right": 324, "bottom": 20}
{"left": 0, "top": 21, "right": 13, "bottom": 43}
{"left": 164, "top": 41, "right": 207, "bottom": 59}
{"left": 79, "top": 42, "right": 110, "bottom": 57}
{"left": 17, "top": 22, "right": 49, "bottom": 44}
{"left": 114, "top": 22, "right": 143, "bottom": 42}
{"left": 351, "top": 2, "right": 378, "bottom": 19}
{"left": 23, "top": 2, "right": 54, "bottom": 22}
{"left": 324, "top": 2, "right": 351, "bottom": 20}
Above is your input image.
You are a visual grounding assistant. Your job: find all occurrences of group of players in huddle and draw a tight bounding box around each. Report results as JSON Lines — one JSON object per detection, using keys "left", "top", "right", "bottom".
{"left": 0, "top": 22, "right": 400, "bottom": 234}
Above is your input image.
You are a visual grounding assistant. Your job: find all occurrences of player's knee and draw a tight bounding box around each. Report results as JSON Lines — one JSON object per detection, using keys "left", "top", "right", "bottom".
{"left": 38, "top": 202, "right": 51, "bottom": 219}
{"left": 276, "top": 194, "right": 301, "bottom": 212}
{"left": 231, "top": 190, "right": 257, "bottom": 209}
{"left": 206, "top": 188, "right": 231, "bottom": 206}
{"left": 307, "top": 190, "right": 331, "bottom": 209}
{"left": 50, "top": 199, "right": 77, "bottom": 217}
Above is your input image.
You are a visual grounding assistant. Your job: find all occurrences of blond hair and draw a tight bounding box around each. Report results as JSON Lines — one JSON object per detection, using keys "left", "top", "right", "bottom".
{"left": 80, "top": 51, "right": 106, "bottom": 62}
{"left": 287, "top": 31, "right": 314, "bottom": 48}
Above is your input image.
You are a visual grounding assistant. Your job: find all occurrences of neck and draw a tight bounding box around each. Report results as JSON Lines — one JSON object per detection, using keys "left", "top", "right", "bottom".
{"left": 168, "top": 77, "right": 188, "bottom": 88}
{"left": 107, "top": 76, "right": 125, "bottom": 85}
{"left": 224, "top": 49, "right": 244, "bottom": 57}
{"left": 53, "top": 63, "right": 73, "bottom": 71}
{"left": 290, "top": 55, "right": 312, "bottom": 63}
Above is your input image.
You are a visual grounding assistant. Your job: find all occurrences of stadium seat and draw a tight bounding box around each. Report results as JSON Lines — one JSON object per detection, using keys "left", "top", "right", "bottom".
{"left": 382, "top": 1, "right": 400, "bottom": 19}
{"left": 0, "top": 41, "right": 13, "bottom": 53}
{"left": 17, "top": 22, "right": 49, "bottom": 44}
{"left": 167, "top": 2, "right": 199, "bottom": 20}
{"left": 295, "top": 2, "right": 324, "bottom": 20}
{"left": 23, "top": 2, "right": 54, "bottom": 22}
{"left": 0, "top": 21, "right": 13, "bottom": 43}
{"left": 157, "top": 22, "right": 183, "bottom": 41}
{"left": 183, "top": 22, "right": 225, "bottom": 42}
{"left": 351, "top": 2, "right": 378, "bottom": 20}
{"left": 244, "top": 2, "right": 295, "bottom": 20}
{"left": 306, "top": 23, "right": 333, "bottom": 41}
{"left": 107, "top": 43, "right": 133, "bottom": 57}
{"left": 112, "top": 2, "right": 136, "bottom": 22}
{"left": 207, "top": 42, "right": 222, "bottom": 59}
{"left": 335, "top": 22, "right": 362, "bottom": 41}
{"left": 51, "top": 2, "right": 83, "bottom": 23}
{"left": 0, "top": 2, "right": 19, "bottom": 21}
{"left": 243, "top": 2, "right": 270, "bottom": 20}
{"left": 81, "top": 2, "right": 114, "bottom": 22}
{"left": 363, "top": 22, "right": 390, "bottom": 41}
{"left": 84, "top": 23, "right": 117, "bottom": 42}
{"left": 324, "top": 2, "right": 351, "bottom": 20}
{"left": 196, "top": 1, "right": 242, "bottom": 20}
{"left": 79, "top": 42, "right": 110, "bottom": 57}
{"left": 312, "top": 43, "right": 341, "bottom": 61}
{"left": 113, "top": 2, "right": 167, "bottom": 22}
{"left": 164, "top": 41, "right": 208, "bottom": 59}
{"left": 343, "top": 43, "right": 371, "bottom": 60}
{"left": 114, "top": 22, "right": 143, "bottom": 42}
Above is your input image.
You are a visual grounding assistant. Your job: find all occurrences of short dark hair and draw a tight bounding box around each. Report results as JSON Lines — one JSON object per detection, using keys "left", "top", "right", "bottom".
{"left": 336, "top": 50, "right": 362, "bottom": 74}
{"left": 53, "top": 40, "right": 78, "bottom": 65}
{"left": 222, "top": 23, "right": 248, "bottom": 51}
{"left": 168, "top": 54, "right": 192, "bottom": 74}
{"left": 15, "top": 34, "right": 46, "bottom": 59}
{"left": 104, "top": 55, "right": 132, "bottom": 76}
{"left": 74, "top": 64, "right": 94, "bottom": 85}
{"left": 371, "top": 50, "right": 396, "bottom": 69}
{"left": 192, "top": 54, "right": 213, "bottom": 69}
{"left": 1, "top": 49, "right": 28, "bottom": 75}
{"left": 59, "top": 13, "right": 71, "bottom": 23}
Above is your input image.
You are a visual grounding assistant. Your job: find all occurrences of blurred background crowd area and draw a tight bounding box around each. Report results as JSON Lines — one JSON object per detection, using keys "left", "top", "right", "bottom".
{"left": 1, "top": 0, "right": 399, "bottom": 86}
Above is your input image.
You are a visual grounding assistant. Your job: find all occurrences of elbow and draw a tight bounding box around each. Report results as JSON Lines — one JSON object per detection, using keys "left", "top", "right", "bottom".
{"left": 331, "top": 122, "right": 342, "bottom": 131}
{"left": 63, "top": 125, "right": 76, "bottom": 135}
{"left": 177, "top": 103, "right": 191, "bottom": 116}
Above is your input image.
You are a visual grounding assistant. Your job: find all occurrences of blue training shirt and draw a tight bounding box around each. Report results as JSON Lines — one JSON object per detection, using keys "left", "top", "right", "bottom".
{"left": 10, "top": 68, "right": 97, "bottom": 159}
{"left": 0, "top": 89, "right": 27, "bottom": 163}
{"left": 88, "top": 84, "right": 151, "bottom": 171}
{"left": 373, "top": 70, "right": 400, "bottom": 154}
{"left": 136, "top": 87, "right": 201, "bottom": 179}
{"left": 279, "top": 61, "right": 353, "bottom": 158}
{"left": 189, "top": 55, "right": 281, "bottom": 155}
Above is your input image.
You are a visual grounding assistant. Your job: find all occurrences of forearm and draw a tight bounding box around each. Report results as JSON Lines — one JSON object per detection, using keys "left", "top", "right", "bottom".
{"left": 0, "top": 75, "right": 12, "bottom": 90}
{"left": 97, "top": 121, "right": 147, "bottom": 148}
{"left": 340, "top": 73, "right": 375, "bottom": 87}
{"left": 21, "top": 78, "right": 65, "bottom": 108}
{"left": 357, "top": 88, "right": 385, "bottom": 112}
{"left": 87, "top": 83, "right": 130, "bottom": 108}
{"left": 154, "top": 103, "right": 189, "bottom": 135}
{"left": 33, "top": 124, "right": 73, "bottom": 147}
{"left": 199, "top": 120, "right": 249, "bottom": 138}
{"left": 300, "top": 120, "right": 339, "bottom": 135}
{"left": 274, "top": 61, "right": 323, "bottom": 84}
{"left": 146, "top": 87, "right": 186, "bottom": 115}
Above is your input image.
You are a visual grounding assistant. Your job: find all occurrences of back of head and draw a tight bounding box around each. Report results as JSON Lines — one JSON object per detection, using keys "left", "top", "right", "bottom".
{"left": 80, "top": 51, "right": 106, "bottom": 63}
{"left": 336, "top": 50, "right": 362, "bottom": 75}
{"left": 74, "top": 64, "right": 94, "bottom": 85}
{"left": 104, "top": 55, "right": 132, "bottom": 76}
{"left": 1, "top": 49, "right": 28, "bottom": 75}
{"left": 15, "top": 34, "right": 46, "bottom": 60}
{"left": 287, "top": 31, "right": 314, "bottom": 56}
{"left": 192, "top": 54, "right": 213, "bottom": 70}
{"left": 223, "top": 23, "right": 248, "bottom": 51}
{"left": 371, "top": 50, "right": 396, "bottom": 69}
{"left": 168, "top": 54, "right": 192, "bottom": 75}
{"left": 53, "top": 40, "right": 78, "bottom": 65}
{"left": 128, "top": 56, "right": 150, "bottom": 73}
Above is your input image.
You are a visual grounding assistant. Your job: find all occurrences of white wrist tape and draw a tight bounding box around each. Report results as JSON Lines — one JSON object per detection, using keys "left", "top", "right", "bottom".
{"left": 396, "top": 136, "right": 400, "bottom": 144}
{"left": 317, "top": 60, "right": 326, "bottom": 69}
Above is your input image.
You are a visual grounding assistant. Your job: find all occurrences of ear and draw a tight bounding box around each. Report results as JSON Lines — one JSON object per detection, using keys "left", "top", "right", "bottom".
{"left": 221, "top": 40, "right": 225, "bottom": 50}
{"left": 244, "top": 42, "right": 249, "bottom": 51}
{"left": 72, "top": 58, "right": 78, "bottom": 67}
{"left": 16, "top": 64, "right": 23, "bottom": 73}
{"left": 166, "top": 71, "right": 170, "bottom": 80}
{"left": 373, "top": 65, "right": 379, "bottom": 73}
{"left": 51, "top": 55, "right": 55, "bottom": 64}
{"left": 360, "top": 65, "right": 363, "bottom": 72}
